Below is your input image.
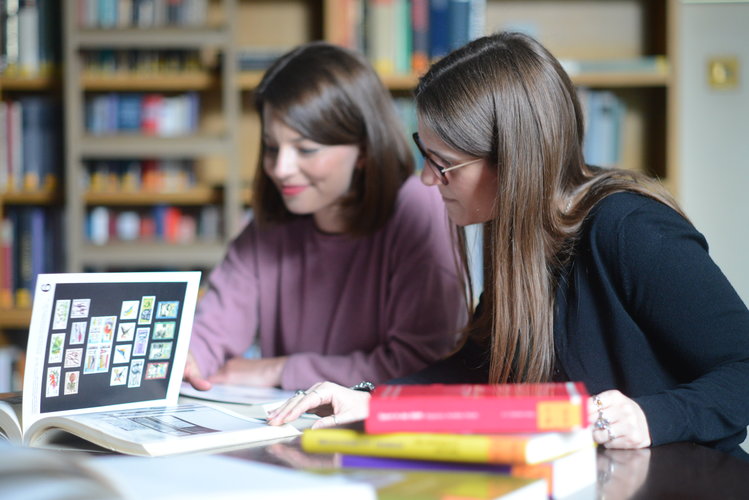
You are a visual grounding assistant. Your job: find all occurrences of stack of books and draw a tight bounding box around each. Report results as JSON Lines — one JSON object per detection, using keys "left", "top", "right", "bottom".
{"left": 302, "top": 382, "right": 596, "bottom": 499}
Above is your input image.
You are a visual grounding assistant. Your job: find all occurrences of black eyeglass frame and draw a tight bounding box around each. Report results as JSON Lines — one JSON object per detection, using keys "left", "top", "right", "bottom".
{"left": 412, "top": 132, "right": 482, "bottom": 185}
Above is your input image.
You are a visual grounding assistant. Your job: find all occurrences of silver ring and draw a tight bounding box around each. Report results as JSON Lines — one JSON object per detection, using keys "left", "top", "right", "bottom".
{"left": 294, "top": 389, "right": 307, "bottom": 397}
{"left": 595, "top": 415, "right": 610, "bottom": 431}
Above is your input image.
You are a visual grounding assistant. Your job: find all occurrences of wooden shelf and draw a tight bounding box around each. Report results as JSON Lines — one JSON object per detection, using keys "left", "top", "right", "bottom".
{"left": 73, "top": 28, "right": 231, "bottom": 48}
{"left": 0, "top": 187, "right": 62, "bottom": 205}
{"left": 80, "top": 242, "right": 225, "bottom": 268}
{"left": 569, "top": 69, "right": 670, "bottom": 88}
{"left": 0, "top": 74, "right": 61, "bottom": 90}
{"left": 82, "top": 72, "right": 217, "bottom": 91}
{"left": 79, "top": 135, "right": 230, "bottom": 157}
{"left": 0, "top": 309, "right": 31, "bottom": 329}
{"left": 85, "top": 187, "right": 221, "bottom": 206}
{"left": 237, "top": 71, "right": 264, "bottom": 90}
{"left": 236, "top": 69, "right": 668, "bottom": 92}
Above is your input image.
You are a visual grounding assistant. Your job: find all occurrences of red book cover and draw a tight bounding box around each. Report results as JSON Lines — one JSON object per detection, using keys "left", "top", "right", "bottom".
{"left": 365, "top": 382, "right": 589, "bottom": 434}
{"left": 141, "top": 94, "right": 163, "bottom": 135}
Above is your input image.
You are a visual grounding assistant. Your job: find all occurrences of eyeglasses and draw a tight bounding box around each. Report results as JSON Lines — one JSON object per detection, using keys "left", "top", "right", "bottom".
{"left": 412, "top": 132, "right": 482, "bottom": 185}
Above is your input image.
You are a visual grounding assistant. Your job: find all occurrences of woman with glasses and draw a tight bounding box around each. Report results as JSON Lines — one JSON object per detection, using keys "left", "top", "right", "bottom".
{"left": 184, "top": 42, "right": 466, "bottom": 391}
{"left": 268, "top": 32, "right": 749, "bottom": 461}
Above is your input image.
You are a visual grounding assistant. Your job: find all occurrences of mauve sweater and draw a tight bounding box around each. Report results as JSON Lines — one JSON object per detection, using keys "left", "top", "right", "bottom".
{"left": 189, "top": 176, "right": 467, "bottom": 390}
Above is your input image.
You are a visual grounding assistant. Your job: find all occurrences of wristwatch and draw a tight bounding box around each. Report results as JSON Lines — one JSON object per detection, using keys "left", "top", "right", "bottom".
{"left": 350, "top": 381, "right": 376, "bottom": 393}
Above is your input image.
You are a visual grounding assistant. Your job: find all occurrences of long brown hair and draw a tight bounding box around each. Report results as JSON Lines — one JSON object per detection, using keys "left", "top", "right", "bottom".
{"left": 415, "top": 32, "right": 683, "bottom": 383}
{"left": 253, "top": 41, "right": 413, "bottom": 235}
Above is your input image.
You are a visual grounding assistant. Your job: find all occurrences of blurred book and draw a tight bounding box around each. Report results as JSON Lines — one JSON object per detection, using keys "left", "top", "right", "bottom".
{"left": 302, "top": 427, "right": 594, "bottom": 465}
{"left": 366, "top": 382, "right": 589, "bottom": 434}
{"left": 339, "top": 445, "right": 597, "bottom": 499}
{"left": 0, "top": 441, "right": 376, "bottom": 500}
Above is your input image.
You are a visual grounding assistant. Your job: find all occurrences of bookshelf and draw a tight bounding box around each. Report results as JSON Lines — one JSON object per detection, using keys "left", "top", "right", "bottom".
{"left": 63, "top": 0, "right": 242, "bottom": 272}
{"left": 320, "top": 0, "right": 678, "bottom": 189}
{"left": 1, "top": 0, "right": 680, "bottom": 337}
{"left": 0, "top": 0, "right": 64, "bottom": 340}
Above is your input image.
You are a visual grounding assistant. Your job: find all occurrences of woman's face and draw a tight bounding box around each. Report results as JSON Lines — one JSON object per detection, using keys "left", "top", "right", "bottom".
{"left": 262, "top": 109, "right": 360, "bottom": 233}
{"left": 417, "top": 124, "right": 498, "bottom": 226}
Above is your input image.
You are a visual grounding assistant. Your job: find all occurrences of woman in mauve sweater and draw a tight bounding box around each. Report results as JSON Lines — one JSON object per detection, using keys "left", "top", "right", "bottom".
{"left": 184, "top": 42, "right": 467, "bottom": 391}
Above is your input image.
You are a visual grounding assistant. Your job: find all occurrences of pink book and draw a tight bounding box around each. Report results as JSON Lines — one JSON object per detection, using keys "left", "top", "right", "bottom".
{"left": 365, "top": 382, "right": 589, "bottom": 434}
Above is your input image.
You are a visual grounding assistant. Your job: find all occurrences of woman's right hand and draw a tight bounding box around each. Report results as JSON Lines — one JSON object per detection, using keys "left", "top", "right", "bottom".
{"left": 183, "top": 352, "right": 212, "bottom": 391}
{"left": 266, "top": 381, "right": 371, "bottom": 429}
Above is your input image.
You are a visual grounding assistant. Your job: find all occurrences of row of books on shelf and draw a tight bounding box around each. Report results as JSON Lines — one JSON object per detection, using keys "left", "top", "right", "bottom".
{"left": 333, "top": 0, "right": 485, "bottom": 76}
{"left": 1, "top": 206, "right": 64, "bottom": 309}
{"left": 303, "top": 382, "right": 596, "bottom": 499}
{"left": 81, "top": 49, "right": 206, "bottom": 75}
{"left": 86, "top": 204, "right": 221, "bottom": 245}
{"left": 0, "top": 96, "right": 63, "bottom": 194}
{"left": 85, "top": 159, "right": 200, "bottom": 193}
{"left": 85, "top": 92, "right": 200, "bottom": 137}
{"left": 76, "top": 0, "right": 208, "bottom": 29}
{"left": 0, "top": 0, "right": 61, "bottom": 77}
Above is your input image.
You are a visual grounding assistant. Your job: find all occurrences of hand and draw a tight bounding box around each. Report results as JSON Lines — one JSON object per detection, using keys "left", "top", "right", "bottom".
{"left": 597, "top": 448, "right": 651, "bottom": 500}
{"left": 589, "top": 390, "right": 651, "bottom": 449}
{"left": 207, "top": 356, "right": 287, "bottom": 388}
{"left": 183, "top": 352, "right": 212, "bottom": 391}
{"left": 266, "top": 381, "right": 371, "bottom": 429}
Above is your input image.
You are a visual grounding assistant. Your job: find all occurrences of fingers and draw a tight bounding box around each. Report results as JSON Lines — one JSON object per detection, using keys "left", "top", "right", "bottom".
{"left": 188, "top": 376, "right": 212, "bottom": 391}
{"left": 267, "top": 382, "right": 329, "bottom": 426}
{"left": 590, "top": 390, "right": 651, "bottom": 449}
{"left": 183, "top": 353, "right": 212, "bottom": 391}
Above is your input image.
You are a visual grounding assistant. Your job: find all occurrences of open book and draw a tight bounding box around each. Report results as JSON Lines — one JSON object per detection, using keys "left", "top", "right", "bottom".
{"left": 0, "top": 272, "right": 299, "bottom": 456}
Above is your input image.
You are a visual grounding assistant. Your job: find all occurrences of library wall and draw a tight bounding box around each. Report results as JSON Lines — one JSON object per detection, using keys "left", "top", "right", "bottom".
{"left": 1, "top": 0, "right": 680, "bottom": 390}
{"left": 678, "top": 2, "right": 749, "bottom": 305}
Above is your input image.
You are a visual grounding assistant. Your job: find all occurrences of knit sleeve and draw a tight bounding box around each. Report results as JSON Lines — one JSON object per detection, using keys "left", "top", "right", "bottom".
{"left": 188, "top": 222, "right": 261, "bottom": 378}
{"left": 612, "top": 200, "right": 749, "bottom": 447}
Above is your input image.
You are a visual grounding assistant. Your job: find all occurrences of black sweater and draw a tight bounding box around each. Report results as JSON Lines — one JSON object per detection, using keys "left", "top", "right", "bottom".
{"left": 400, "top": 192, "right": 749, "bottom": 460}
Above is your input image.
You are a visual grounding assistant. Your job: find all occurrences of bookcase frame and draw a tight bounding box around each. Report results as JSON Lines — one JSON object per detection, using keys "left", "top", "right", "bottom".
{"left": 62, "top": 0, "right": 241, "bottom": 272}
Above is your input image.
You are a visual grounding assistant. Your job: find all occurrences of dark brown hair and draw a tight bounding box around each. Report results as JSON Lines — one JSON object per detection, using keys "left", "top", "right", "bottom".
{"left": 252, "top": 41, "right": 414, "bottom": 235}
{"left": 416, "top": 32, "right": 683, "bottom": 383}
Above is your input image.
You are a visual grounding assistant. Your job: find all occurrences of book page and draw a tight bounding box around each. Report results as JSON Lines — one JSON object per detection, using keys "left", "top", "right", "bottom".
{"left": 28, "top": 403, "right": 300, "bottom": 456}
{"left": 83, "top": 453, "right": 377, "bottom": 500}
{"left": 0, "top": 398, "right": 22, "bottom": 442}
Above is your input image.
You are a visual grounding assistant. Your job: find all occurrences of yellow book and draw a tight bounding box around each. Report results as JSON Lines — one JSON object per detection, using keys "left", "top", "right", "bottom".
{"left": 301, "top": 428, "right": 593, "bottom": 466}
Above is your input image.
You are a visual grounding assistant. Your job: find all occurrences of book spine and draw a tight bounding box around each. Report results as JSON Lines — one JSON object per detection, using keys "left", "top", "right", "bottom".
{"left": 368, "top": 0, "right": 396, "bottom": 76}
{"left": 0, "top": 216, "right": 14, "bottom": 308}
{"left": 410, "top": 0, "right": 429, "bottom": 74}
{"left": 0, "top": 101, "right": 7, "bottom": 192}
{"left": 302, "top": 429, "right": 534, "bottom": 465}
{"left": 428, "top": 0, "right": 449, "bottom": 62}
{"left": 0, "top": 0, "right": 7, "bottom": 73}
{"left": 366, "top": 382, "right": 587, "bottom": 434}
{"left": 448, "top": 0, "right": 470, "bottom": 51}
{"left": 18, "top": 0, "right": 39, "bottom": 76}
{"left": 4, "top": 0, "right": 19, "bottom": 75}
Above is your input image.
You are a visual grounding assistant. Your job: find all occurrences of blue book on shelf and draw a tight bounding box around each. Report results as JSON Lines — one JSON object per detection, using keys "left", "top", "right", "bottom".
{"left": 448, "top": 0, "right": 470, "bottom": 51}
{"left": 29, "top": 207, "right": 45, "bottom": 289}
{"left": 20, "top": 96, "right": 42, "bottom": 190}
{"left": 429, "top": 0, "right": 450, "bottom": 61}
{"left": 118, "top": 93, "right": 143, "bottom": 132}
